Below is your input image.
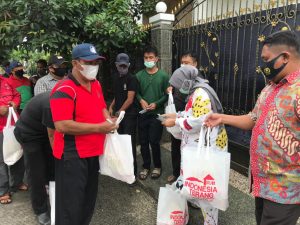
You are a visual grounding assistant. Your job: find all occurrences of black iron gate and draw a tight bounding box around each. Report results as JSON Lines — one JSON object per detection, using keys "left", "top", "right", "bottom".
{"left": 172, "top": 0, "right": 300, "bottom": 175}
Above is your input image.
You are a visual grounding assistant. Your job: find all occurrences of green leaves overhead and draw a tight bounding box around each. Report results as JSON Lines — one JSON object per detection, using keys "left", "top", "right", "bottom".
{"left": 0, "top": 0, "right": 147, "bottom": 58}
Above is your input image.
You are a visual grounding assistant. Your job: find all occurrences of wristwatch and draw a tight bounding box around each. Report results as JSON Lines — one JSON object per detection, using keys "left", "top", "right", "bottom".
{"left": 115, "top": 111, "right": 120, "bottom": 117}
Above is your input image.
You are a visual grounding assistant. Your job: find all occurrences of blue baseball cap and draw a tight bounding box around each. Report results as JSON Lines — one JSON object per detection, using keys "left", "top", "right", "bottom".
{"left": 72, "top": 43, "right": 105, "bottom": 61}
{"left": 9, "top": 61, "right": 23, "bottom": 71}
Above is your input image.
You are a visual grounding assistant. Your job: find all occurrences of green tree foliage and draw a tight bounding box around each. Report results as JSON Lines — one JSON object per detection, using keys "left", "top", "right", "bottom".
{"left": 0, "top": 0, "right": 147, "bottom": 59}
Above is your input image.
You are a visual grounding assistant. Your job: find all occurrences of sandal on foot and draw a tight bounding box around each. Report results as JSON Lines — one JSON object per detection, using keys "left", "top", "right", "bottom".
{"left": 151, "top": 168, "right": 162, "bottom": 179}
{"left": 18, "top": 183, "right": 28, "bottom": 191}
{"left": 167, "top": 175, "right": 177, "bottom": 184}
{"left": 139, "top": 169, "right": 149, "bottom": 180}
{"left": 0, "top": 193, "right": 12, "bottom": 204}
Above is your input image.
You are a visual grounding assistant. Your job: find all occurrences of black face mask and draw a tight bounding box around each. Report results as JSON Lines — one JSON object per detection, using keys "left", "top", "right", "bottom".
{"left": 53, "top": 68, "right": 67, "bottom": 77}
{"left": 15, "top": 70, "right": 24, "bottom": 78}
{"left": 260, "top": 53, "right": 287, "bottom": 80}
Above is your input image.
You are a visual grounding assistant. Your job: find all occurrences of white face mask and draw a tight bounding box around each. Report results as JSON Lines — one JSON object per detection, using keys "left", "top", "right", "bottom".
{"left": 79, "top": 64, "right": 99, "bottom": 80}
{"left": 180, "top": 64, "right": 186, "bottom": 67}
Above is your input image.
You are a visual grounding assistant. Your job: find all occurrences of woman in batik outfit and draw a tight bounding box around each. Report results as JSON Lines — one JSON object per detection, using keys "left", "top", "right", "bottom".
{"left": 163, "top": 65, "right": 228, "bottom": 225}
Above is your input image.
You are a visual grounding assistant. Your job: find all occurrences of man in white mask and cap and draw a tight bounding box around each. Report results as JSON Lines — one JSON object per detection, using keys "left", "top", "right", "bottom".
{"left": 49, "top": 43, "right": 118, "bottom": 225}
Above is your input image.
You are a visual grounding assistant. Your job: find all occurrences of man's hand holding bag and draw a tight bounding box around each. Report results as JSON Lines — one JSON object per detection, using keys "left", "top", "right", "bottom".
{"left": 3, "top": 107, "right": 23, "bottom": 166}
{"left": 99, "top": 111, "right": 135, "bottom": 184}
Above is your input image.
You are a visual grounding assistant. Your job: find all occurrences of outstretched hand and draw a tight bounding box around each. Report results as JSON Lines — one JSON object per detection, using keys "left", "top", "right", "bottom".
{"left": 162, "top": 118, "right": 176, "bottom": 127}
{"left": 204, "top": 113, "right": 223, "bottom": 127}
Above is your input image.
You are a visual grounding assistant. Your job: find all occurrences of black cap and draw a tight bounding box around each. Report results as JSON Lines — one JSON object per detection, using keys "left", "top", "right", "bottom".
{"left": 115, "top": 53, "right": 130, "bottom": 65}
{"left": 48, "top": 55, "right": 67, "bottom": 66}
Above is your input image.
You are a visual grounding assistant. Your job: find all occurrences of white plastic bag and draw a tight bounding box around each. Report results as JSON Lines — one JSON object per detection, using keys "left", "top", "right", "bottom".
{"left": 99, "top": 111, "right": 135, "bottom": 184}
{"left": 3, "top": 107, "right": 23, "bottom": 166}
{"left": 49, "top": 181, "right": 55, "bottom": 225}
{"left": 181, "top": 127, "right": 231, "bottom": 211}
{"left": 165, "top": 92, "right": 182, "bottom": 140}
{"left": 157, "top": 186, "right": 189, "bottom": 225}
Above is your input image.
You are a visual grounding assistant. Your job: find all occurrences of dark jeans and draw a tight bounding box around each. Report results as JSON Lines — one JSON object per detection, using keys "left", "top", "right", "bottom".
{"left": 55, "top": 156, "right": 99, "bottom": 225}
{"left": 138, "top": 114, "right": 163, "bottom": 170}
{"left": 0, "top": 133, "right": 25, "bottom": 196}
{"left": 118, "top": 114, "right": 137, "bottom": 176}
{"left": 255, "top": 197, "right": 300, "bottom": 225}
{"left": 22, "top": 141, "right": 54, "bottom": 215}
{"left": 171, "top": 136, "right": 181, "bottom": 178}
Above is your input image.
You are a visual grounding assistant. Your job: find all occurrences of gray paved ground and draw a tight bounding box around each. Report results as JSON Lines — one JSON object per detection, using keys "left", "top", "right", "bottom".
{"left": 0, "top": 146, "right": 299, "bottom": 225}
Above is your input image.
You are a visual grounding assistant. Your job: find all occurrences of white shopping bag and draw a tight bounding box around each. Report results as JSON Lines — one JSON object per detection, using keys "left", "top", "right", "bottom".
{"left": 49, "top": 181, "right": 55, "bottom": 225}
{"left": 99, "top": 111, "right": 135, "bottom": 184}
{"left": 181, "top": 127, "right": 231, "bottom": 211}
{"left": 165, "top": 92, "right": 182, "bottom": 140}
{"left": 157, "top": 186, "right": 189, "bottom": 225}
{"left": 3, "top": 107, "right": 23, "bottom": 166}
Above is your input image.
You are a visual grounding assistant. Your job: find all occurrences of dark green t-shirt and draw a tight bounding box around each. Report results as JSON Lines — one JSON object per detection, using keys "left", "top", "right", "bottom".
{"left": 135, "top": 69, "right": 169, "bottom": 115}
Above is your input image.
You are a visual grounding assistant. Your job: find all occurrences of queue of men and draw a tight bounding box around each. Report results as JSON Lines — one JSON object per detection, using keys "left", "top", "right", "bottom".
{"left": 0, "top": 30, "right": 299, "bottom": 225}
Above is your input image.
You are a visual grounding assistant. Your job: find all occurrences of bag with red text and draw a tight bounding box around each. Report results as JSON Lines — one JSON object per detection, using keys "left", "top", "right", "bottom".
{"left": 157, "top": 186, "right": 189, "bottom": 225}
{"left": 181, "top": 126, "right": 231, "bottom": 211}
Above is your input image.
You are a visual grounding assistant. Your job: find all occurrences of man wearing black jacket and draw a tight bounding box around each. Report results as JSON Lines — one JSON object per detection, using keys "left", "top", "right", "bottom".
{"left": 14, "top": 92, "right": 54, "bottom": 225}
{"left": 109, "top": 53, "right": 138, "bottom": 176}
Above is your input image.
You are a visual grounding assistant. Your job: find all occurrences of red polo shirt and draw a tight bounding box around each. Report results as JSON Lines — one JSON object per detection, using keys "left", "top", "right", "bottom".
{"left": 50, "top": 74, "right": 107, "bottom": 159}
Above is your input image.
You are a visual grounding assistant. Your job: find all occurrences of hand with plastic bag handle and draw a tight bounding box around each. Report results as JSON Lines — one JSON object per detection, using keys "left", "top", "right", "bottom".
{"left": 3, "top": 107, "right": 23, "bottom": 165}
{"left": 99, "top": 111, "right": 135, "bottom": 184}
{"left": 165, "top": 92, "right": 182, "bottom": 140}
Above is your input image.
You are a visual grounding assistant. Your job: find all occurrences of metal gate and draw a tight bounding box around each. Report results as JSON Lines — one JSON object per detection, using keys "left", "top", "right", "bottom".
{"left": 172, "top": 0, "right": 300, "bottom": 175}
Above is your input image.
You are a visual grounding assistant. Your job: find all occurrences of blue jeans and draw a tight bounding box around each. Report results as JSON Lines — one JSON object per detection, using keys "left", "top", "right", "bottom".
{"left": 0, "top": 132, "right": 25, "bottom": 196}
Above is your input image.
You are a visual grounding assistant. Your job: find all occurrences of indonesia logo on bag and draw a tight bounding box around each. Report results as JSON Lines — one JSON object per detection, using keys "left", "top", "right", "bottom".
{"left": 184, "top": 175, "right": 217, "bottom": 200}
{"left": 170, "top": 210, "right": 187, "bottom": 224}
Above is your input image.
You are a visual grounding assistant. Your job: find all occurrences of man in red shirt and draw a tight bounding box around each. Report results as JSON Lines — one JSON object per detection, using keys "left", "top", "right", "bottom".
{"left": 7, "top": 61, "right": 32, "bottom": 112}
{"left": 50, "top": 43, "right": 117, "bottom": 225}
{"left": 0, "top": 76, "right": 24, "bottom": 204}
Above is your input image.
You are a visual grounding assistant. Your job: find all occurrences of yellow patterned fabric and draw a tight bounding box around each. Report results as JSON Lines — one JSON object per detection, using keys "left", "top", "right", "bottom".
{"left": 176, "top": 87, "right": 228, "bottom": 152}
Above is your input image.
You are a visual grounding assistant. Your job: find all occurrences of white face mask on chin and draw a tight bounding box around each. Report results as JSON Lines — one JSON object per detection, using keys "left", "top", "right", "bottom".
{"left": 79, "top": 64, "right": 99, "bottom": 80}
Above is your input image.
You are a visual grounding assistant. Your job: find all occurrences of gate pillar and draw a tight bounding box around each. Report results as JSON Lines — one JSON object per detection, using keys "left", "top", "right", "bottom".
{"left": 149, "top": 2, "right": 175, "bottom": 76}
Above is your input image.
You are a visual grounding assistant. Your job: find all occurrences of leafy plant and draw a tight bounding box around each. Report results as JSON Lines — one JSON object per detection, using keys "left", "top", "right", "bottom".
{"left": 0, "top": 0, "right": 148, "bottom": 58}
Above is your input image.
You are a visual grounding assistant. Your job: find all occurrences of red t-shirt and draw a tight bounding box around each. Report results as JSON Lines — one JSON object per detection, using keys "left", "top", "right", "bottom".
{"left": 0, "top": 77, "right": 20, "bottom": 132}
{"left": 50, "top": 74, "right": 107, "bottom": 159}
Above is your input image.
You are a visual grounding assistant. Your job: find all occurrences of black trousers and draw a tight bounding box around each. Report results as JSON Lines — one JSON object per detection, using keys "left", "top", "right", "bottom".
{"left": 171, "top": 136, "right": 181, "bottom": 178}
{"left": 118, "top": 114, "right": 137, "bottom": 176}
{"left": 22, "top": 141, "right": 54, "bottom": 215}
{"left": 138, "top": 114, "right": 163, "bottom": 170}
{"left": 55, "top": 156, "right": 99, "bottom": 225}
{"left": 255, "top": 197, "right": 300, "bottom": 225}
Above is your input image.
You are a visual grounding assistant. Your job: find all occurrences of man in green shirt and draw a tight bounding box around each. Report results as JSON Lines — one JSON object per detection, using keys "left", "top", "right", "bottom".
{"left": 136, "top": 46, "right": 169, "bottom": 180}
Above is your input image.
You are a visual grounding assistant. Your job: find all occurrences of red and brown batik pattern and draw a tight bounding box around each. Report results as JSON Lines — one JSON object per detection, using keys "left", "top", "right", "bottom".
{"left": 250, "top": 70, "right": 300, "bottom": 204}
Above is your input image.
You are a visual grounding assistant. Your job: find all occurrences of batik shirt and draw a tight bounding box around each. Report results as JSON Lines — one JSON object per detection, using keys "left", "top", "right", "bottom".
{"left": 250, "top": 70, "right": 300, "bottom": 204}
{"left": 175, "top": 87, "right": 228, "bottom": 151}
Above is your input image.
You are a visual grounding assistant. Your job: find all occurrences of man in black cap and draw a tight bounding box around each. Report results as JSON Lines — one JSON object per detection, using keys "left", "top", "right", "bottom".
{"left": 108, "top": 53, "right": 138, "bottom": 176}
{"left": 34, "top": 55, "right": 67, "bottom": 95}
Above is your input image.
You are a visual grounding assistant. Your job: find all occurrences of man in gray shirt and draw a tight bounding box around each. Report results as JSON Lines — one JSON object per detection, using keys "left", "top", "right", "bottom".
{"left": 34, "top": 55, "right": 67, "bottom": 95}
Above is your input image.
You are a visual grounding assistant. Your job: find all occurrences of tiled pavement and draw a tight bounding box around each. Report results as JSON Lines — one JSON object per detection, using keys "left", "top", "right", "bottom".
{"left": 0, "top": 144, "right": 299, "bottom": 225}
